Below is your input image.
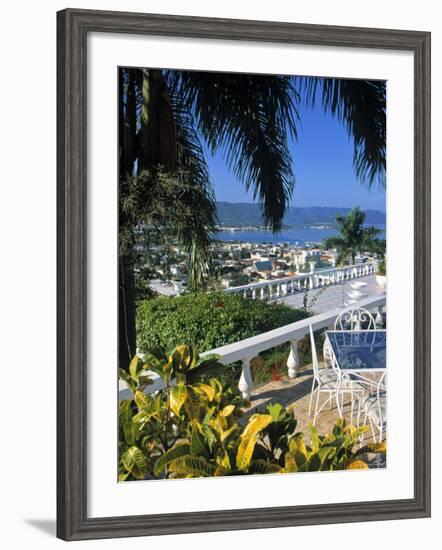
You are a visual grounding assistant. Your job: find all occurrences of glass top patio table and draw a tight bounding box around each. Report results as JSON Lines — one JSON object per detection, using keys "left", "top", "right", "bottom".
{"left": 326, "top": 330, "right": 386, "bottom": 372}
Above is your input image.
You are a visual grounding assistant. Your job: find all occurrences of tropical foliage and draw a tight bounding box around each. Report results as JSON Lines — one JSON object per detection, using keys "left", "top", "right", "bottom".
{"left": 118, "top": 68, "right": 386, "bottom": 370}
{"left": 301, "top": 78, "right": 386, "bottom": 189}
{"left": 119, "top": 344, "right": 386, "bottom": 481}
{"left": 136, "top": 291, "right": 309, "bottom": 355}
{"left": 377, "top": 258, "right": 386, "bottom": 276}
{"left": 322, "top": 206, "right": 385, "bottom": 265}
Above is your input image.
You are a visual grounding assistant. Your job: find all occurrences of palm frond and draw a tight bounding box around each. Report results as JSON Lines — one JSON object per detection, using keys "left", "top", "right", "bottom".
{"left": 299, "top": 77, "right": 386, "bottom": 189}
{"left": 322, "top": 236, "right": 346, "bottom": 250}
{"left": 168, "top": 71, "right": 300, "bottom": 231}
{"left": 168, "top": 82, "right": 218, "bottom": 289}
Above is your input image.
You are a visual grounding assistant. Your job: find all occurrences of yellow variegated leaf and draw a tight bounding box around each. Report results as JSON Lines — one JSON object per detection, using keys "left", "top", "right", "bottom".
{"left": 248, "top": 460, "right": 282, "bottom": 475}
{"left": 194, "top": 383, "right": 215, "bottom": 402}
{"left": 128, "top": 355, "right": 139, "bottom": 381}
{"left": 212, "top": 413, "right": 228, "bottom": 434}
{"left": 154, "top": 444, "right": 190, "bottom": 476}
{"left": 358, "top": 442, "right": 387, "bottom": 454}
{"left": 236, "top": 414, "right": 272, "bottom": 471}
{"left": 284, "top": 452, "right": 299, "bottom": 473}
{"left": 170, "top": 385, "right": 188, "bottom": 415}
{"left": 183, "top": 386, "right": 201, "bottom": 420}
{"left": 344, "top": 459, "right": 369, "bottom": 470}
{"left": 220, "top": 405, "right": 235, "bottom": 417}
{"left": 289, "top": 436, "right": 308, "bottom": 458}
{"left": 134, "top": 390, "right": 149, "bottom": 409}
{"left": 220, "top": 424, "right": 238, "bottom": 443}
{"left": 219, "top": 450, "right": 231, "bottom": 471}
{"left": 309, "top": 424, "right": 320, "bottom": 453}
{"left": 121, "top": 446, "right": 147, "bottom": 479}
{"left": 169, "top": 455, "right": 216, "bottom": 477}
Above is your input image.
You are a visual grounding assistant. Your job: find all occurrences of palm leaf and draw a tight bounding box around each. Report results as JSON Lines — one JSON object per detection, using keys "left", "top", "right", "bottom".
{"left": 169, "top": 71, "right": 299, "bottom": 231}
{"left": 300, "top": 77, "right": 385, "bottom": 189}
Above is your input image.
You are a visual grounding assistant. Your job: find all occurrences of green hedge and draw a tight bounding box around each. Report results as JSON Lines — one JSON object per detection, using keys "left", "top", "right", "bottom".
{"left": 136, "top": 291, "right": 309, "bottom": 355}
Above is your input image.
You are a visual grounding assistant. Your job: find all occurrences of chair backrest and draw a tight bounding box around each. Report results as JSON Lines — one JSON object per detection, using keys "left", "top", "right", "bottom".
{"left": 309, "top": 325, "right": 320, "bottom": 382}
{"left": 334, "top": 306, "right": 376, "bottom": 331}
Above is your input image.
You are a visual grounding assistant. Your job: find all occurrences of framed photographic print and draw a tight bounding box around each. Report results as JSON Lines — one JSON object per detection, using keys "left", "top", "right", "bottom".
{"left": 57, "top": 8, "right": 431, "bottom": 541}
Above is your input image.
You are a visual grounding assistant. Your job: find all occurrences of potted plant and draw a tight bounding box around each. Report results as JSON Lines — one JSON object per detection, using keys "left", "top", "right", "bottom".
{"left": 376, "top": 259, "right": 387, "bottom": 289}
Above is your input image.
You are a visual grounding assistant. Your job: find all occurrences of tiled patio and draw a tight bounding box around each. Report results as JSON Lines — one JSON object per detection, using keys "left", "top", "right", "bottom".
{"left": 244, "top": 362, "right": 385, "bottom": 448}
{"left": 279, "top": 274, "right": 385, "bottom": 314}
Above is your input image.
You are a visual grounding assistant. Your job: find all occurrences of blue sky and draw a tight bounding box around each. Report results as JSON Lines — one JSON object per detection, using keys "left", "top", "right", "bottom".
{"left": 206, "top": 101, "right": 386, "bottom": 212}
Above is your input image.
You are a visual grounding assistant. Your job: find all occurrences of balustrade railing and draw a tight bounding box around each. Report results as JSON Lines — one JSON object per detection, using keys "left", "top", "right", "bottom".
{"left": 223, "top": 261, "right": 376, "bottom": 301}
{"left": 118, "top": 293, "right": 386, "bottom": 403}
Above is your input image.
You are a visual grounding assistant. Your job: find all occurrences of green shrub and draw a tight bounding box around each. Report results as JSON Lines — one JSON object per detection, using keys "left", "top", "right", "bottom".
{"left": 377, "top": 259, "right": 386, "bottom": 276}
{"left": 250, "top": 329, "right": 327, "bottom": 388}
{"left": 136, "top": 291, "right": 309, "bottom": 355}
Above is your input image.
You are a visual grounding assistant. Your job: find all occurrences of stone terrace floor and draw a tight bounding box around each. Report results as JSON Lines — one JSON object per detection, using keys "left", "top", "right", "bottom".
{"left": 244, "top": 363, "right": 385, "bottom": 448}
{"left": 278, "top": 273, "right": 385, "bottom": 313}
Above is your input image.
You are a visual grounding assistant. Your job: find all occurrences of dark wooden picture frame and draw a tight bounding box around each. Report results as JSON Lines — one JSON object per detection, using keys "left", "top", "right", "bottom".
{"left": 57, "top": 8, "right": 431, "bottom": 541}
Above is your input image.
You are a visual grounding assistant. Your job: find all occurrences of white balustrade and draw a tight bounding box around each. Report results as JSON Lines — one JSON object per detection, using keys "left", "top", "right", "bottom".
{"left": 238, "top": 358, "right": 254, "bottom": 399}
{"left": 119, "top": 293, "right": 385, "bottom": 402}
{"left": 223, "top": 261, "right": 376, "bottom": 302}
{"left": 287, "top": 339, "right": 300, "bottom": 379}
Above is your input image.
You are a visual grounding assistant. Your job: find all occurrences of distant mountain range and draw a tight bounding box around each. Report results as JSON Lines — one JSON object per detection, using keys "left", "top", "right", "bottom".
{"left": 216, "top": 202, "right": 386, "bottom": 228}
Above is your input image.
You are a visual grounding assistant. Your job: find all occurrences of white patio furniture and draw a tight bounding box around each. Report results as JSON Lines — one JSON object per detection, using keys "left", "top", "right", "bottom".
{"left": 323, "top": 306, "right": 377, "bottom": 368}
{"left": 358, "top": 371, "right": 387, "bottom": 443}
{"left": 350, "top": 281, "right": 368, "bottom": 291}
{"left": 334, "top": 306, "right": 376, "bottom": 331}
{"left": 308, "top": 325, "right": 364, "bottom": 426}
{"left": 326, "top": 329, "right": 386, "bottom": 423}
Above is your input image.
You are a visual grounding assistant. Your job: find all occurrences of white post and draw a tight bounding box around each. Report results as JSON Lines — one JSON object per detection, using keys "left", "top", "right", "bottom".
{"left": 287, "top": 340, "right": 300, "bottom": 378}
{"left": 239, "top": 358, "right": 254, "bottom": 399}
{"left": 268, "top": 284, "right": 273, "bottom": 300}
{"left": 252, "top": 288, "right": 257, "bottom": 300}
{"left": 260, "top": 286, "right": 266, "bottom": 300}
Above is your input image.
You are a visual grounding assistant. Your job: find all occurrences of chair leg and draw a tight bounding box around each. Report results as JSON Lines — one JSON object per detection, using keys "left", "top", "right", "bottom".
{"left": 335, "top": 390, "right": 343, "bottom": 418}
{"left": 369, "top": 419, "right": 377, "bottom": 442}
{"left": 313, "top": 389, "right": 321, "bottom": 426}
{"left": 308, "top": 378, "right": 316, "bottom": 417}
{"left": 350, "top": 390, "right": 355, "bottom": 424}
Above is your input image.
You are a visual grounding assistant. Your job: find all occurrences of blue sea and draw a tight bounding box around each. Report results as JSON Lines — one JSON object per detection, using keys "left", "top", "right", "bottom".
{"left": 216, "top": 226, "right": 385, "bottom": 245}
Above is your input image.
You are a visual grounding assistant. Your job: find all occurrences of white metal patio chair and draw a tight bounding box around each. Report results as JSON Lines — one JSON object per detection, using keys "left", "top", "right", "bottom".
{"left": 309, "top": 325, "right": 364, "bottom": 425}
{"left": 323, "top": 306, "right": 377, "bottom": 368}
{"left": 358, "top": 371, "right": 387, "bottom": 443}
{"left": 334, "top": 306, "right": 376, "bottom": 331}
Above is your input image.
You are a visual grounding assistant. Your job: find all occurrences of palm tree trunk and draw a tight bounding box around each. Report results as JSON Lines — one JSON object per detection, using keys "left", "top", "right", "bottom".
{"left": 118, "top": 252, "right": 136, "bottom": 371}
